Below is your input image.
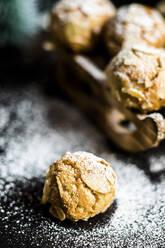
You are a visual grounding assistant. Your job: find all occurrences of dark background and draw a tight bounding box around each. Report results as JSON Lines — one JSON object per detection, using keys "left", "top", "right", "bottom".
{"left": 0, "top": 1, "right": 165, "bottom": 248}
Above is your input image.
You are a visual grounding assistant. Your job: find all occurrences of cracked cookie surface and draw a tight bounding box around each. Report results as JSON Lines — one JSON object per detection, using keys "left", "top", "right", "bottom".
{"left": 49, "top": 0, "right": 116, "bottom": 52}
{"left": 42, "top": 151, "right": 117, "bottom": 221}
{"left": 104, "top": 4, "right": 165, "bottom": 55}
{"left": 106, "top": 45, "right": 165, "bottom": 112}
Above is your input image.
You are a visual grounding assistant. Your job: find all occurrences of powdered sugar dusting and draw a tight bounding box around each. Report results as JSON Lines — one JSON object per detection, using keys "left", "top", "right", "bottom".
{"left": 55, "top": 0, "right": 116, "bottom": 17}
{"left": 117, "top": 4, "right": 165, "bottom": 44}
{"left": 0, "top": 83, "right": 165, "bottom": 247}
{"left": 63, "top": 151, "right": 109, "bottom": 173}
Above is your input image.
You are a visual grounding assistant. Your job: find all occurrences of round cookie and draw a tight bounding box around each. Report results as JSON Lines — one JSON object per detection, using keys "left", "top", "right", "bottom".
{"left": 42, "top": 151, "right": 117, "bottom": 221}
{"left": 104, "top": 4, "right": 165, "bottom": 55}
{"left": 106, "top": 45, "right": 165, "bottom": 113}
{"left": 49, "top": 0, "right": 116, "bottom": 52}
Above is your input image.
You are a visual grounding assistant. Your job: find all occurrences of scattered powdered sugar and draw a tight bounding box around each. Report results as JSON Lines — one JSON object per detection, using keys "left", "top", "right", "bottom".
{"left": 0, "top": 83, "right": 165, "bottom": 247}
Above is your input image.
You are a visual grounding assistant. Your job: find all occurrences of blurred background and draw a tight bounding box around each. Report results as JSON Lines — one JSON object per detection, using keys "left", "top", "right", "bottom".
{"left": 0, "top": 0, "right": 161, "bottom": 85}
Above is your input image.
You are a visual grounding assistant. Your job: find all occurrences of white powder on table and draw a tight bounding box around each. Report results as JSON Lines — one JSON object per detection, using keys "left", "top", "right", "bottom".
{"left": 0, "top": 84, "right": 165, "bottom": 248}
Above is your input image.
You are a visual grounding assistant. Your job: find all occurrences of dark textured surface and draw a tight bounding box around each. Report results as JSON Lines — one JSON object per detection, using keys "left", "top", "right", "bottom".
{"left": 0, "top": 70, "right": 165, "bottom": 248}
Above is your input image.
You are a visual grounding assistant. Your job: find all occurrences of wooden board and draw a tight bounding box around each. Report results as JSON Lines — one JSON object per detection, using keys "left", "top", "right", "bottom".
{"left": 45, "top": 40, "right": 165, "bottom": 152}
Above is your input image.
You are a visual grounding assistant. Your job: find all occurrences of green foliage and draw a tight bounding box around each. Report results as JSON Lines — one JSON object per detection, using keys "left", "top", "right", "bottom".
{"left": 0, "top": 0, "right": 39, "bottom": 46}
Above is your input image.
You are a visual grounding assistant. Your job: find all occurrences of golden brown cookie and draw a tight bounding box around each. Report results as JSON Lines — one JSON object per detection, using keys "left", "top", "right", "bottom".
{"left": 49, "top": 0, "right": 116, "bottom": 52}
{"left": 42, "top": 151, "right": 117, "bottom": 221}
{"left": 106, "top": 45, "right": 165, "bottom": 113}
{"left": 104, "top": 4, "right": 165, "bottom": 56}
